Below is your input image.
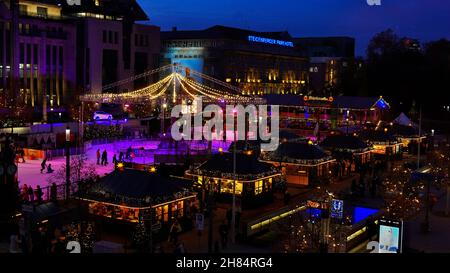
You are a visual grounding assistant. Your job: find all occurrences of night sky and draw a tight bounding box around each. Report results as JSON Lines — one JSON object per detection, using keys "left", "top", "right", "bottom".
{"left": 138, "top": 0, "right": 450, "bottom": 56}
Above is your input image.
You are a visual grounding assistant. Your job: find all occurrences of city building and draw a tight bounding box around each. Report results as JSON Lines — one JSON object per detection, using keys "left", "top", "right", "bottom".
{"left": 264, "top": 95, "right": 391, "bottom": 138}
{"left": 0, "top": 0, "right": 77, "bottom": 119}
{"left": 161, "top": 25, "right": 309, "bottom": 96}
{"left": 0, "top": 0, "right": 160, "bottom": 121}
{"left": 294, "top": 37, "right": 356, "bottom": 94}
{"left": 63, "top": 0, "right": 161, "bottom": 94}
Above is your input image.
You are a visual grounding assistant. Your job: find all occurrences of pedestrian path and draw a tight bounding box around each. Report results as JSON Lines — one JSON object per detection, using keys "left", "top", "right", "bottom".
{"left": 404, "top": 189, "right": 450, "bottom": 252}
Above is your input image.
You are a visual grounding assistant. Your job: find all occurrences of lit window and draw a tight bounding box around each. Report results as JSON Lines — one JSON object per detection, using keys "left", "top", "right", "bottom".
{"left": 255, "top": 180, "right": 263, "bottom": 195}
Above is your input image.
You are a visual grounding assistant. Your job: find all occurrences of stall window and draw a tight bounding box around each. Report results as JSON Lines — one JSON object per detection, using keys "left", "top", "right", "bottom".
{"left": 265, "top": 178, "right": 273, "bottom": 192}
{"left": 220, "top": 180, "right": 242, "bottom": 195}
{"left": 171, "top": 201, "right": 184, "bottom": 218}
{"left": 255, "top": 180, "right": 263, "bottom": 195}
{"left": 156, "top": 205, "right": 169, "bottom": 222}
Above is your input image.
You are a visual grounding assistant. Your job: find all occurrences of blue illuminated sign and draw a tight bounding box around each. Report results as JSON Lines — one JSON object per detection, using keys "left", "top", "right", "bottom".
{"left": 248, "top": 35, "right": 294, "bottom": 47}
{"left": 331, "top": 199, "right": 344, "bottom": 219}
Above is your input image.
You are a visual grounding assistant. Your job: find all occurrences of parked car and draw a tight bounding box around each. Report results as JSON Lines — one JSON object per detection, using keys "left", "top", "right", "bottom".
{"left": 93, "top": 111, "right": 113, "bottom": 120}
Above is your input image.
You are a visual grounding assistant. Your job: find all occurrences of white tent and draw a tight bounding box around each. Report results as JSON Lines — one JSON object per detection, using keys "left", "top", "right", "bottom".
{"left": 394, "top": 113, "right": 417, "bottom": 127}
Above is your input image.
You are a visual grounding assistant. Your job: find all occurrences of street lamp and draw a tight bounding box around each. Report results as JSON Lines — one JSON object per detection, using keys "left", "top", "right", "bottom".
{"left": 65, "top": 127, "right": 71, "bottom": 200}
{"left": 231, "top": 110, "right": 238, "bottom": 244}
{"left": 161, "top": 102, "right": 168, "bottom": 136}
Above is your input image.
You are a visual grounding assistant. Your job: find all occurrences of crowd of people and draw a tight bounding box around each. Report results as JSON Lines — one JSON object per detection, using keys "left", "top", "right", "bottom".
{"left": 9, "top": 221, "right": 81, "bottom": 254}
{"left": 19, "top": 183, "right": 59, "bottom": 204}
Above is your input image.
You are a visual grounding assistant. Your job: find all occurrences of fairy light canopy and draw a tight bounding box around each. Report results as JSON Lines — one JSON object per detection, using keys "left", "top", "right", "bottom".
{"left": 79, "top": 64, "right": 266, "bottom": 105}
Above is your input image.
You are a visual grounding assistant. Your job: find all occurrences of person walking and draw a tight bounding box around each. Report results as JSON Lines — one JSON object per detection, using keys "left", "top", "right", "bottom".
{"left": 112, "top": 154, "right": 117, "bottom": 166}
{"left": 119, "top": 151, "right": 124, "bottom": 162}
{"left": 9, "top": 229, "right": 22, "bottom": 253}
{"left": 35, "top": 185, "right": 43, "bottom": 203}
{"left": 168, "top": 219, "right": 182, "bottom": 244}
{"left": 40, "top": 158, "right": 47, "bottom": 173}
{"left": 27, "top": 186, "right": 34, "bottom": 203}
{"left": 96, "top": 149, "right": 101, "bottom": 165}
{"left": 101, "top": 150, "right": 108, "bottom": 166}
{"left": 21, "top": 184, "right": 29, "bottom": 203}
{"left": 219, "top": 221, "right": 229, "bottom": 249}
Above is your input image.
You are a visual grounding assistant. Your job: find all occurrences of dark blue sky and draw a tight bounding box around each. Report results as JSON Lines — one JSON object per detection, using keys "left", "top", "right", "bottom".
{"left": 138, "top": 0, "right": 450, "bottom": 56}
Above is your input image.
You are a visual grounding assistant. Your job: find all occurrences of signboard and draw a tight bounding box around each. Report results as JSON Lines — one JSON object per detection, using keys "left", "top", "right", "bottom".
{"left": 195, "top": 213, "right": 204, "bottom": 230}
{"left": 248, "top": 35, "right": 294, "bottom": 47}
{"left": 331, "top": 199, "right": 344, "bottom": 219}
{"left": 378, "top": 219, "right": 403, "bottom": 253}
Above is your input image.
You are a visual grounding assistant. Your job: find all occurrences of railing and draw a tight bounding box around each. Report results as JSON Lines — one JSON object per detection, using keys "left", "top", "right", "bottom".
{"left": 21, "top": 182, "right": 82, "bottom": 205}
{"left": 48, "top": 147, "right": 86, "bottom": 158}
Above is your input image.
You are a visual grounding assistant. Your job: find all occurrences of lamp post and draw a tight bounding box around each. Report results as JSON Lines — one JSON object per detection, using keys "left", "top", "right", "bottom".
{"left": 417, "top": 106, "right": 422, "bottom": 169}
{"left": 161, "top": 102, "right": 168, "bottom": 136}
{"left": 231, "top": 111, "right": 237, "bottom": 244}
{"left": 65, "top": 127, "right": 71, "bottom": 200}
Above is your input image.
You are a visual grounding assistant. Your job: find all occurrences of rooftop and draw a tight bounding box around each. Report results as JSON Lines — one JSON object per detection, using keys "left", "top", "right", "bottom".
{"left": 263, "top": 95, "right": 390, "bottom": 110}
{"left": 194, "top": 152, "right": 277, "bottom": 177}
{"left": 320, "top": 135, "right": 370, "bottom": 151}
{"left": 80, "top": 169, "right": 193, "bottom": 206}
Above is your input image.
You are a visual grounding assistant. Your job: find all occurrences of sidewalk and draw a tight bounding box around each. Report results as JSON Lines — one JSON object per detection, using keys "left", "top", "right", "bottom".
{"left": 404, "top": 190, "right": 450, "bottom": 253}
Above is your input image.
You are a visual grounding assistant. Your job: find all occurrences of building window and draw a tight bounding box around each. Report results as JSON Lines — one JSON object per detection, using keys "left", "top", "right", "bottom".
{"left": 171, "top": 201, "right": 184, "bottom": 218}
{"left": 255, "top": 180, "right": 263, "bottom": 195}
{"left": 156, "top": 205, "right": 169, "bottom": 222}
{"left": 19, "top": 4, "right": 28, "bottom": 15}
{"left": 108, "top": 31, "right": 113, "bottom": 43}
{"left": 220, "top": 180, "right": 242, "bottom": 195}
{"left": 114, "top": 32, "right": 118, "bottom": 44}
{"left": 36, "top": 7, "right": 48, "bottom": 18}
{"left": 102, "top": 30, "right": 107, "bottom": 43}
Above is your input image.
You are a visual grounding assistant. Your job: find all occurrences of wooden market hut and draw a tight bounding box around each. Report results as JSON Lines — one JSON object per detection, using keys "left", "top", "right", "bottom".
{"left": 359, "top": 129, "right": 403, "bottom": 159}
{"left": 320, "top": 134, "right": 372, "bottom": 170}
{"left": 78, "top": 169, "right": 197, "bottom": 227}
{"left": 261, "top": 141, "right": 336, "bottom": 187}
{"left": 185, "top": 152, "right": 281, "bottom": 208}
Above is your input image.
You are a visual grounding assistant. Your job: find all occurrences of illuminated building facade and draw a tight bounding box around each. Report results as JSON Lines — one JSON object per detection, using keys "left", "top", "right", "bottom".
{"left": 294, "top": 37, "right": 356, "bottom": 94}
{"left": 0, "top": 0, "right": 160, "bottom": 120}
{"left": 0, "top": 0, "right": 77, "bottom": 115}
{"left": 161, "top": 25, "right": 309, "bottom": 96}
{"left": 64, "top": 0, "right": 161, "bottom": 94}
{"left": 264, "top": 95, "right": 391, "bottom": 137}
